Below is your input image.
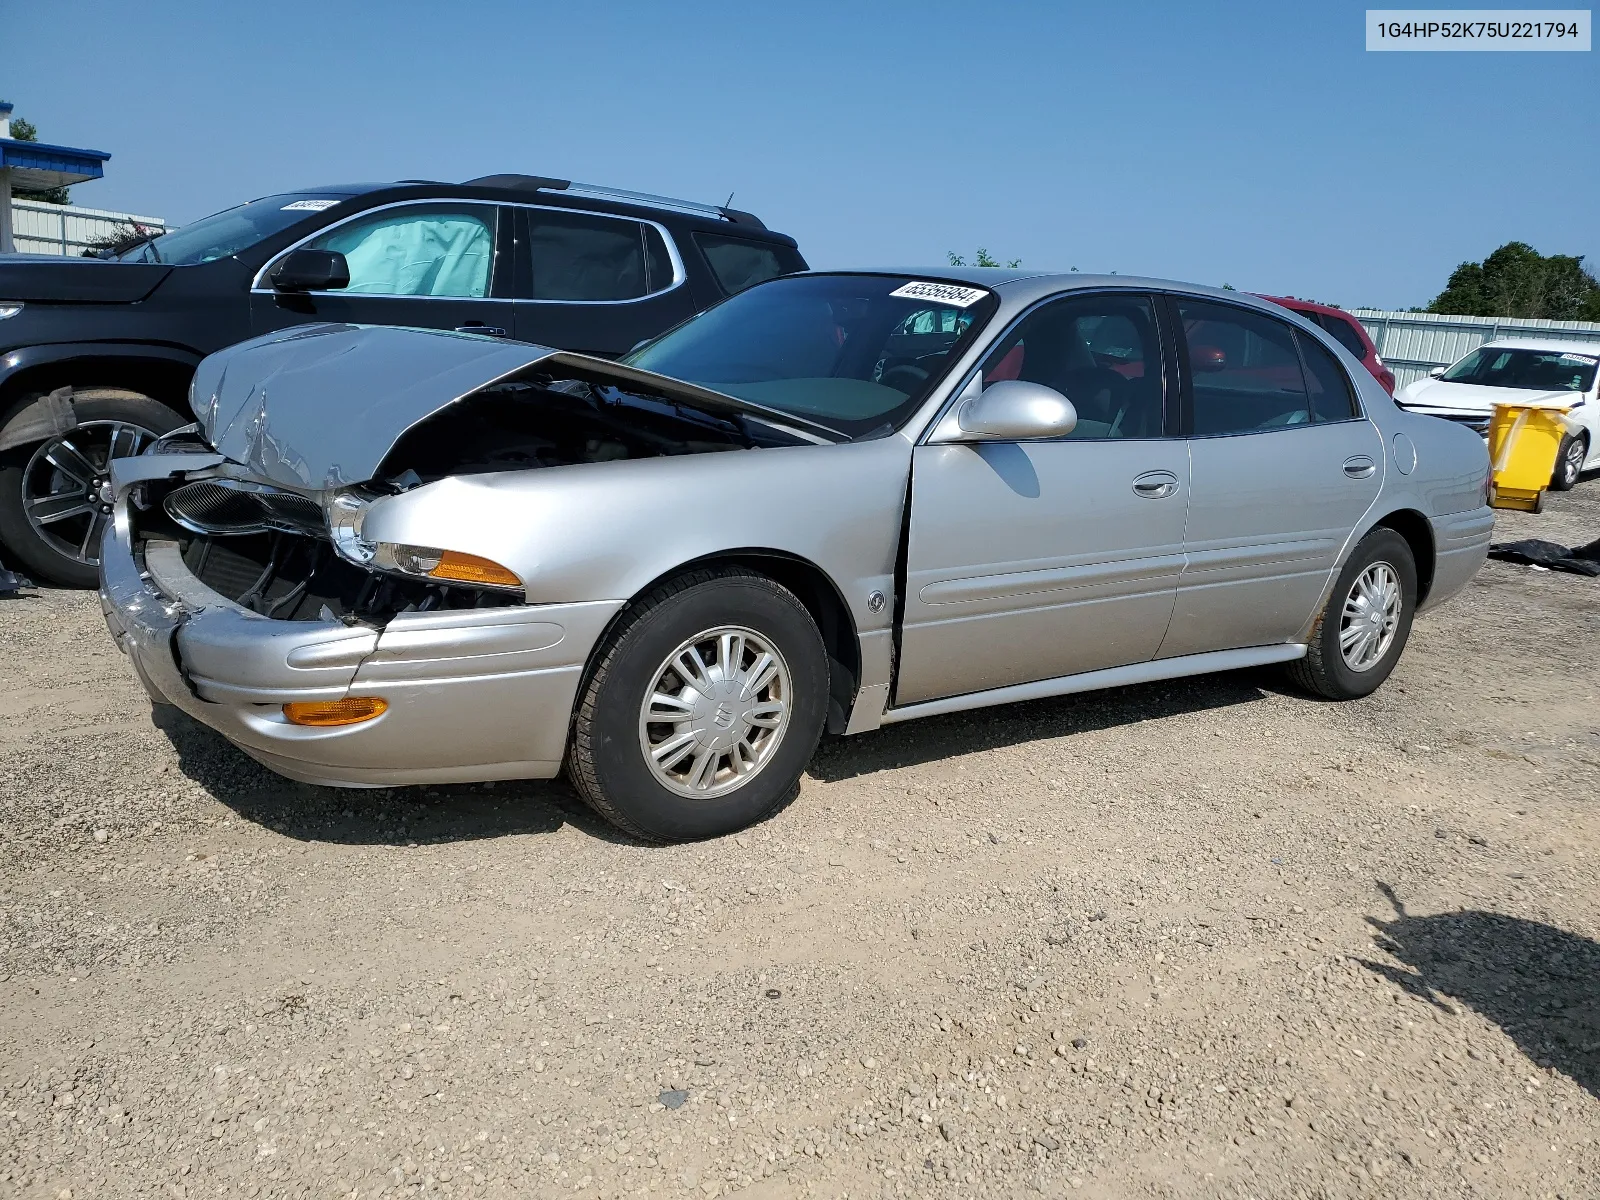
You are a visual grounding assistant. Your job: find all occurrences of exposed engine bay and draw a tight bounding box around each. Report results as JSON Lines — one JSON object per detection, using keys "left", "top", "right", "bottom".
{"left": 133, "top": 372, "right": 813, "bottom": 623}
{"left": 376, "top": 376, "right": 810, "bottom": 483}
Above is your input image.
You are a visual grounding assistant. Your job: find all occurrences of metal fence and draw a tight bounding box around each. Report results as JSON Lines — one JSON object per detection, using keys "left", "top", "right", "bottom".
{"left": 1353, "top": 309, "right": 1600, "bottom": 389}
{"left": 10, "top": 198, "right": 167, "bottom": 257}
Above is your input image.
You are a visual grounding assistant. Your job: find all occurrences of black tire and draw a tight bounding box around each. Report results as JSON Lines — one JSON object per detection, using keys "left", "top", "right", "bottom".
{"left": 1286, "top": 527, "right": 1417, "bottom": 701}
{"left": 568, "top": 567, "right": 829, "bottom": 842}
{"left": 1550, "top": 433, "right": 1587, "bottom": 491}
{"left": 0, "top": 389, "right": 186, "bottom": 587}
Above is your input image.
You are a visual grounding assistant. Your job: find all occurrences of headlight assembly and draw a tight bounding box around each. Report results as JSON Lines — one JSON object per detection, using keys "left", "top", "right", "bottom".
{"left": 371, "top": 543, "right": 522, "bottom": 590}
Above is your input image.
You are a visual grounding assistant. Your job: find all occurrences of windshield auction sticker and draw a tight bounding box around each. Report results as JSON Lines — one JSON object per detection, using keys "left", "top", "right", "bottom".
{"left": 281, "top": 199, "right": 341, "bottom": 211}
{"left": 889, "top": 281, "right": 990, "bottom": 307}
{"left": 1367, "top": 9, "right": 1590, "bottom": 49}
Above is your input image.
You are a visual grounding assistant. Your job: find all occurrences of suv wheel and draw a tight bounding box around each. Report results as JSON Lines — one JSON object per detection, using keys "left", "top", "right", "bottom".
{"left": 0, "top": 389, "right": 187, "bottom": 587}
{"left": 1550, "top": 433, "right": 1588, "bottom": 491}
{"left": 1286, "top": 527, "right": 1417, "bottom": 701}
{"left": 568, "top": 568, "right": 829, "bottom": 841}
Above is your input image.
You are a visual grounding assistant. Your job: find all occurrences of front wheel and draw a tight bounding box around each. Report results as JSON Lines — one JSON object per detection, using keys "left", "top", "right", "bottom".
{"left": 0, "top": 389, "right": 186, "bottom": 586}
{"left": 1286, "top": 527, "right": 1417, "bottom": 700}
{"left": 568, "top": 568, "right": 829, "bottom": 841}
{"left": 1550, "top": 433, "right": 1588, "bottom": 491}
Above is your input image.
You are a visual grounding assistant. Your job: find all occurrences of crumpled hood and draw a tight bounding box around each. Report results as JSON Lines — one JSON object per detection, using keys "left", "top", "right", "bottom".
{"left": 1397, "top": 378, "right": 1581, "bottom": 415}
{"left": 190, "top": 322, "right": 815, "bottom": 491}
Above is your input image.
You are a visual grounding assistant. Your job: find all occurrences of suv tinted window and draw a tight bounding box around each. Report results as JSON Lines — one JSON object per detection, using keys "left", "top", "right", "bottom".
{"left": 1296, "top": 331, "right": 1359, "bottom": 421}
{"left": 309, "top": 204, "right": 494, "bottom": 297}
{"left": 1179, "top": 299, "right": 1311, "bottom": 434}
{"left": 1315, "top": 311, "right": 1370, "bottom": 359}
{"left": 979, "top": 294, "right": 1166, "bottom": 439}
{"left": 528, "top": 210, "right": 648, "bottom": 301}
{"left": 695, "top": 233, "right": 803, "bottom": 295}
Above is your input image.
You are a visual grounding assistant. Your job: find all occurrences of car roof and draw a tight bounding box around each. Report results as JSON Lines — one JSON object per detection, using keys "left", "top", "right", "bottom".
{"left": 1256, "top": 294, "right": 1355, "bottom": 320}
{"left": 1478, "top": 337, "right": 1600, "bottom": 356}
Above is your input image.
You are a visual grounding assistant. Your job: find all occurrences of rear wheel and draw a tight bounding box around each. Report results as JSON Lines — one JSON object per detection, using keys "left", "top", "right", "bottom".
{"left": 568, "top": 568, "right": 829, "bottom": 841}
{"left": 1286, "top": 527, "right": 1417, "bottom": 700}
{"left": 1550, "top": 433, "right": 1587, "bottom": 491}
{"left": 0, "top": 389, "right": 186, "bottom": 587}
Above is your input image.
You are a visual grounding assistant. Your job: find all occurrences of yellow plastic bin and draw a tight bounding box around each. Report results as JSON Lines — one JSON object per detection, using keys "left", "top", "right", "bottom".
{"left": 1487, "top": 401, "right": 1578, "bottom": 513}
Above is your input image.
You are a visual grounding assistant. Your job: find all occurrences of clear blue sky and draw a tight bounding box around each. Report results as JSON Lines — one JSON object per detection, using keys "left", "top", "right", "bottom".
{"left": 5, "top": 0, "right": 1596, "bottom": 308}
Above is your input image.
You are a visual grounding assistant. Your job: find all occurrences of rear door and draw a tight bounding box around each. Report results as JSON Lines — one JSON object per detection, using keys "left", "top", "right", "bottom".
{"left": 511, "top": 208, "right": 697, "bottom": 356}
{"left": 897, "top": 291, "right": 1190, "bottom": 706}
{"left": 1160, "top": 296, "right": 1384, "bottom": 658}
{"left": 250, "top": 201, "right": 513, "bottom": 337}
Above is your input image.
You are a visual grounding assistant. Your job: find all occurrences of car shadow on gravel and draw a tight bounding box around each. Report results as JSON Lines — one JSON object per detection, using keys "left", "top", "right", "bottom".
{"left": 1361, "top": 882, "right": 1600, "bottom": 1100}
{"left": 809, "top": 668, "right": 1278, "bottom": 782}
{"left": 150, "top": 703, "right": 634, "bottom": 847}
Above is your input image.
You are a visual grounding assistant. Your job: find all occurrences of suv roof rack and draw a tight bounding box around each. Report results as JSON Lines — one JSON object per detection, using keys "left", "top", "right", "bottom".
{"left": 459, "top": 174, "right": 767, "bottom": 229}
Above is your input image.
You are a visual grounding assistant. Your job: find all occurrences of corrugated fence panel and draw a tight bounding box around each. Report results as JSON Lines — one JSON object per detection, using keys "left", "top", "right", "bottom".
{"left": 1354, "top": 309, "right": 1600, "bottom": 388}
{"left": 10, "top": 199, "right": 167, "bottom": 257}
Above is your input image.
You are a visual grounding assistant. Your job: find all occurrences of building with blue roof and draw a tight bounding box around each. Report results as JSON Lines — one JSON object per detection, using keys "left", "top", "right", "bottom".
{"left": 0, "top": 102, "right": 113, "bottom": 254}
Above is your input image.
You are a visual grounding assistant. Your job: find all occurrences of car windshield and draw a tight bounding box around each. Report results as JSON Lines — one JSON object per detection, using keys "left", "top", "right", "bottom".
{"left": 110, "top": 193, "right": 353, "bottom": 265}
{"left": 1441, "top": 346, "right": 1598, "bottom": 393}
{"left": 625, "top": 273, "right": 998, "bottom": 438}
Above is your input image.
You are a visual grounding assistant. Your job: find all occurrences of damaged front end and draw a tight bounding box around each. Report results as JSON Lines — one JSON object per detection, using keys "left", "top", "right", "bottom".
{"left": 99, "top": 322, "right": 825, "bottom": 787}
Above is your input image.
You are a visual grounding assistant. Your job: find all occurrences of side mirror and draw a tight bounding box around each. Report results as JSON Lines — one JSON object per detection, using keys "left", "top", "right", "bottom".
{"left": 956, "top": 380, "right": 1077, "bottom": 441}
{"left": 1191, "top": 344, "right": 1227, "bottom": 373}
{"left": 271, "top": 248, "right": 350, "bottom": 293}
{"left": 1428, "top": 366, "right": 1446, "bottom": 379}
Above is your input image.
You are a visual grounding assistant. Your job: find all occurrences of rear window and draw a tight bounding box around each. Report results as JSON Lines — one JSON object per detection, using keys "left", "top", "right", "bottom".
{"left": 1315, "top": 312, "right": 1370, "bottom": 359}
{"left": 528, "top": 210, "right": 649, "bottom": 301}
{"left": 694, "top": 233, "right": 805, "bottom": 295}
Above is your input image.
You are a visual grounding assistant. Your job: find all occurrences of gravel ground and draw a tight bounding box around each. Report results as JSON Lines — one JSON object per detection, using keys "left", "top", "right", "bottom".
{"left": 2, "top": 479, "right": 1598, "bottom": 1200}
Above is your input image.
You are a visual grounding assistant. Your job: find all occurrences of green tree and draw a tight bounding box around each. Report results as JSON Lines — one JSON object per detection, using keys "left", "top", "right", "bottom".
{"left": 5, "top": 115, "right": 71, "bottom": 204}
{"left": 947, "top": 248, "right": 1021, "bottom": 269}
{"left": 1428, "top": 241, "right": 1600, "bottom": 322}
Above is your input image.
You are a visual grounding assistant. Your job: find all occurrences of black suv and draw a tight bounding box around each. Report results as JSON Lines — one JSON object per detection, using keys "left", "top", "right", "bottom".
{"left": 0, "top": 175, "right": 806, "bottom": 584}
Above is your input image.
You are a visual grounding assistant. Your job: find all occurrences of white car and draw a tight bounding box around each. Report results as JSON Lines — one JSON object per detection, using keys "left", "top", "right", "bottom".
{"left": 1396, "top": 338, "right": 1600, "bottom": 491}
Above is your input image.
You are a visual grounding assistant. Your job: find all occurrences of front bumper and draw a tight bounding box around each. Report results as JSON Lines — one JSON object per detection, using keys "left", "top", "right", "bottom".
{"left": 99, "top": 499, "right": 621, "bottom": 788}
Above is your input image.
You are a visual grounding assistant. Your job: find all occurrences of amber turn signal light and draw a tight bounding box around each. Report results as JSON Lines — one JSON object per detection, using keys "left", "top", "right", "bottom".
{"left": 282, "top": 697, "right": 389, "bottom": 727}
{"left": 428, "top": 550, "right": 521, "bottom": 588}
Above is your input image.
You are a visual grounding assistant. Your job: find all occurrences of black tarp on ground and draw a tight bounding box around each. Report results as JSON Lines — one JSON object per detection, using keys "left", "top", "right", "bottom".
{"left": 1488, "top": 537, "right": 1600, "bottom": 577}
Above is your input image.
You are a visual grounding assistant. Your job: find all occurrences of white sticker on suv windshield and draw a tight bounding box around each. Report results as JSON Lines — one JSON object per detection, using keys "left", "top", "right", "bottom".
{"left": 889, "top": 281, "right": 989, "bottom": 307}
{"left": 1558, "top": 352, "right": 1597, "bottom": 364}
{"left": 281, "top": 199, "right": 339, "bottom": 211}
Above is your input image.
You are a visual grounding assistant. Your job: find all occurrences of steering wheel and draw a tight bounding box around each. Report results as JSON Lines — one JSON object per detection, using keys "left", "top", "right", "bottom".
{"left": 879, "top": 364, "right": 929, "bottom": 393}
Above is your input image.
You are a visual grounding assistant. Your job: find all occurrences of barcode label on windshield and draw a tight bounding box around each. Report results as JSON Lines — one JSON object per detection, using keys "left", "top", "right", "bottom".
{"left": 281, "top": 199, "right": 340, "bottom": 211}
{"left": 889, "top": 281, "right": 989, "bottom": 307}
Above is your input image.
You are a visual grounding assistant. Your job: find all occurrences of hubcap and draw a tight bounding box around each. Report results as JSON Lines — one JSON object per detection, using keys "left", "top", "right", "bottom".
{"left": 1563, "top": 439, "right": 1585, "bottom": 481}
{"left": 638, "top": 626, "right": 792, "bottom": 798}
{"left": 21, "top": 421, "right": 157, "bottom": 567}
{"left": 1339, "top": 561, "right": 1402, "bottom": 672}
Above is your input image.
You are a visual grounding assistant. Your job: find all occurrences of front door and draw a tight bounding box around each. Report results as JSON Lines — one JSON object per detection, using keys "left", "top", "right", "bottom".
{"left": 897, "top": 292, "right": 1190, "bottom": 706}
{"left": 1159, "top": 296, "right": 1385, "bottom": 658}
{"left": 251, "top": 202, "right": 513, "bottom": 338}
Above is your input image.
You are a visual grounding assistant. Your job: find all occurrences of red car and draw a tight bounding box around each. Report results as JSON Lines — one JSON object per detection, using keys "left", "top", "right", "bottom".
{"left": 1257, "top": 295, "right": 1396, "bottom": 395}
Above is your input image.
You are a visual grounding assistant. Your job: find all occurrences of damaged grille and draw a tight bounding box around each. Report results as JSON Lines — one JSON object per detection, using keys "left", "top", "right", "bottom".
{"left": 175, "top": 531, "right": 521, "bottom": 622}
{"left": 165, "top": 479, "right": 324, "bottom": 537}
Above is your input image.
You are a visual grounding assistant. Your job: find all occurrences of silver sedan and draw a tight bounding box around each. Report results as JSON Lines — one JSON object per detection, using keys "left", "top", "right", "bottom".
{"left": 100, "top": 270, "right": 1494, "bottom": 839}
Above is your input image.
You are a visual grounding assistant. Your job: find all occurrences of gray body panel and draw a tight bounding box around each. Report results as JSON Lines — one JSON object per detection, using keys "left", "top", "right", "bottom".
{"left": 101, "top": 272, "right": 1494, "bottom": 788}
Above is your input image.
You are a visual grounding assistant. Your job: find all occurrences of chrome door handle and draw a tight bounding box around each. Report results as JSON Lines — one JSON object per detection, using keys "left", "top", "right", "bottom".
{"left": 455, "top": 324, "right": 508, "bottom": 337}
{"left": 1343, "top": 455, "right": 1376, "bottom": 479}
{"left": 1132, "top": 471, "right": 1180, "bottom": 499}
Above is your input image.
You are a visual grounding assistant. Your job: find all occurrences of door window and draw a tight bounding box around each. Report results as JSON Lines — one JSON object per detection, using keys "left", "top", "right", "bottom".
{"left": 1296, "top": 330, "right": 1359, "bottom": 421}
{"left": 527, "top": 211, "right": 652, "bottom": 301}
{"left": 307, "top": 205, "right": 494, "bottom": 297}
{"left": 694, "top": 233, "right": 805, "bottom": 296}
{"left": 977, "top": 294, "right": 1166, "bottom": 439}
{"left": 1178, "top": 299, "right": 1313, "bottom": 434}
